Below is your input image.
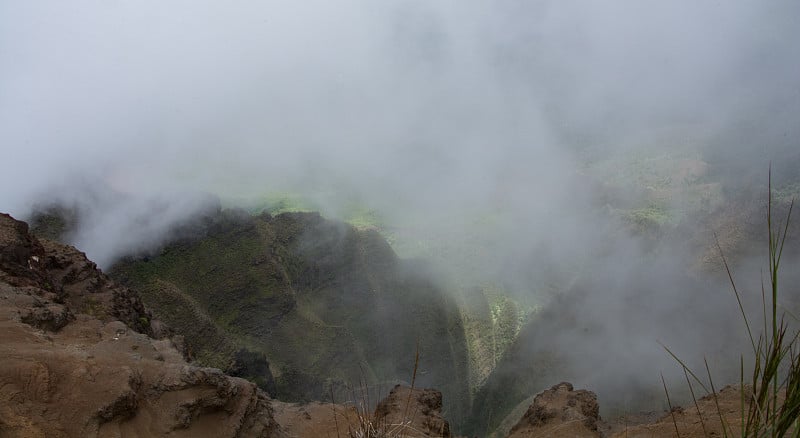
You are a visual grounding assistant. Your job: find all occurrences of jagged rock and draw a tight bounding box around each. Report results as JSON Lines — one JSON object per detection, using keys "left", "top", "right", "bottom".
{"left": 507, "top": 382, "right": 601, "bottom": 438}
{"left": 0, "top": 213, "right": 52, "bottom": 289}
{"left": 39, "top": 238, "right": 156, "bottom": 336}
{"left": 373, "top": 385, "right": 451, "bottom": 437}
{"left": 19, "top": 299, "right": 74, "bottom": 331}
{"left": 0, "top": 213, "right": 286, "bottom": 438}
{"left": 270, "top": 385, "right": 451, "bottom": 438}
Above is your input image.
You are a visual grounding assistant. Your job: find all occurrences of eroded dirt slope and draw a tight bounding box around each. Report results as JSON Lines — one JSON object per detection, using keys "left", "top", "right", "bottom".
{"left": 0, "top": 213, "right": 284, "bottom": 437}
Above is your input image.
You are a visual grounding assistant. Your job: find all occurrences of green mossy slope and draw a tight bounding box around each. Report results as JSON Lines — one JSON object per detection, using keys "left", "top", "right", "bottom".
{"left": 109, "top": 209, "right": 470, "bottom": 426}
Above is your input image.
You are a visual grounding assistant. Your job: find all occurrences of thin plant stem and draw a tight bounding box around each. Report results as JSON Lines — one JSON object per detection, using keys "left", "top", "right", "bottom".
{"left": 663, "top": 373, "right": 681, "bottom": 438}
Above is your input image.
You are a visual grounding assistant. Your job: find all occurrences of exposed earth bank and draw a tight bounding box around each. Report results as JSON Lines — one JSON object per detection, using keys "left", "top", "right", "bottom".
{"left": 0, "top": 212, "right": 284, "bottom": 437}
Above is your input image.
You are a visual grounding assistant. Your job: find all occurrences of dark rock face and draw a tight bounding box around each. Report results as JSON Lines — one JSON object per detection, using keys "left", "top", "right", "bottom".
{"left": 507, "top": 382, "right": 601, "bottom": 438}
{"left": 38, "top": 237, "right": 155, "bottom": 336}
{"left": 0, "top": 213, "right": 285, "bottom": 438}
{"left": 19, "top": 298, "right": 74, "bottom": 331}
{"left": 229, "top": 348, "right": 278, "bottom": 397}
{"left": 0, "top": 213, "right": 51, "bottom": 288}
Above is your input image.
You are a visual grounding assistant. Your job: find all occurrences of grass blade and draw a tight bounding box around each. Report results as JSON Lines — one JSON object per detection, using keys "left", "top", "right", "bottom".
{"left": 662, "top": 373, "right": 681, "bottom": 438}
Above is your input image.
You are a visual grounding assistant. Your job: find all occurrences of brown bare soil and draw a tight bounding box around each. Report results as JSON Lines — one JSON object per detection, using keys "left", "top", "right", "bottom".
{"left": 607, "top": 385, "right": 747, "bottom": 438}
{"left": 0, "top": 213, "right": 284, "bottom": 437}
{"left": 272, "top": 401, "right": 361, "bottom": 438}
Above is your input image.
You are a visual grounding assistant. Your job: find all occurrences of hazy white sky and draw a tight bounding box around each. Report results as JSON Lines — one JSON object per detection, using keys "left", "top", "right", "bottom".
{"left": 3, "top": 1, "right": 796, "bottom": 219}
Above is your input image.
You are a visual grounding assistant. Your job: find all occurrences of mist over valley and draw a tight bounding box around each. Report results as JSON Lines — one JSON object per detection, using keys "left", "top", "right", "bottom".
{"left": 2, "top": 1, "right": 800, "bottom": 436}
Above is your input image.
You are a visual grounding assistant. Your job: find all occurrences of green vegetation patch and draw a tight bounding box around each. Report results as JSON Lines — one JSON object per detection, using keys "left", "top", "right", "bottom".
{"left": 622, "top": 204, "right": 675, "bottom": 232}
{"left": 109, "top": 209, "right": 471, "bottom": 429}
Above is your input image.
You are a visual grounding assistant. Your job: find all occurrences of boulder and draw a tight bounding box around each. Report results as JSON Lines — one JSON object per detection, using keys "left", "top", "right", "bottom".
{"left": 507, "top": 382, "right": 601, "bottom": 438}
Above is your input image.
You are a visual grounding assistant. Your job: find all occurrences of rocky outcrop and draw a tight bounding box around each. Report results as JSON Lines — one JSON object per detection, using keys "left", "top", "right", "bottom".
{"left": 373, "top": 385, "right": 451, "bottom": 437}
{"left": 507, "top": 382, "right": 601, "bottom": 438}
{"left": 0, "top": 213, "right": 52, "bottom": 289}
{"left": 271, "top": 385, "right": 450, "bottom": 438}
{"left": 501, "top": 381, "right": 776, "bottom": 438}
{"left": 0, "top": 213, "right": 285, "bottom": 437}
{"left": 38, "top": 236, "right": 156, "bottom": 336}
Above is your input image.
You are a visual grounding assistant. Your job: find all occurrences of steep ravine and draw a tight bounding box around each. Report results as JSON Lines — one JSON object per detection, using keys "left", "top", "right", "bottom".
{"left": 106, "top": 209, "right": 472, "bottom": 429}
{"left": 21, "top": 179, "right": 799, "bottom": 436}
